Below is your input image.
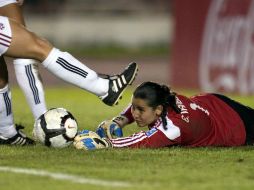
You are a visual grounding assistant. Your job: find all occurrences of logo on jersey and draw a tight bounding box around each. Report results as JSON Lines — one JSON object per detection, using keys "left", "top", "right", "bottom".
{"left": 146, "top": 128, "right": 157, "bottom": 137}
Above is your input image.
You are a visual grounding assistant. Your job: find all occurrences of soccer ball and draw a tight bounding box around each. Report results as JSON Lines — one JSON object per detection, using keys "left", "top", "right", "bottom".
{"left": 33, "top": 108, "right": 78, "bottom": 148}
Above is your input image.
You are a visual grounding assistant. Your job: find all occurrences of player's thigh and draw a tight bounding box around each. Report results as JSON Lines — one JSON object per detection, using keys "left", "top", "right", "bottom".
{"left": 0, "top": 3, "right": 25, "bottom": 25}
{"left": 6, "top": 18, "right": 52, "bottom": 61}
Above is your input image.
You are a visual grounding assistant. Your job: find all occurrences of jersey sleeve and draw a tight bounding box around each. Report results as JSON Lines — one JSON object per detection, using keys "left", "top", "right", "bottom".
{"left": 109, "top": 129, "right": 173, "bottom": 148}
{"left": 109, "top": 117, "right": 181, "bottom": 148}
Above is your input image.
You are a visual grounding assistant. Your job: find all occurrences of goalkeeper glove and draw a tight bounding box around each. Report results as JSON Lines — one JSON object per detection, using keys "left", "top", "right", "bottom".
{"left": 74, "top": 130, "right": 111, "bottom": 150}
{"left": 96, "top": 120, "right": 123, "bottom": 139}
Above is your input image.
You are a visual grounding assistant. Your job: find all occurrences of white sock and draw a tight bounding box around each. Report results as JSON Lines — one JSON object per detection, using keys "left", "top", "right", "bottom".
{"left": 14, "top": 59, "right": 47, "bottom": 120}
{"left": 0, "top": 85, "right": 17, "bottom": 138}
{"left": 42, "top": 48, "right": 108, "bottom": 96}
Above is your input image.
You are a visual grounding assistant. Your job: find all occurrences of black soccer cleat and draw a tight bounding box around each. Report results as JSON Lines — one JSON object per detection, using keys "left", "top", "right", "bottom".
{"left": 102, "top": 62, "right": 138, "bottom": 106}
{"left": 0, "top": 124, "right": 35, "bottom": 146}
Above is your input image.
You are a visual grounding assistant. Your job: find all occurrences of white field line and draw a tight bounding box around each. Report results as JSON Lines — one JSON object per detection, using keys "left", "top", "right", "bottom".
{"left": 0, "top": 166, "right": 131, "bottom": 188}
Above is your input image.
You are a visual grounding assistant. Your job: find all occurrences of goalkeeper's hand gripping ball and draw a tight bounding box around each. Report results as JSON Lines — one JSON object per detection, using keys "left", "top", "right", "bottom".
{"left": 96, "top": 120, "right": 123, "bottom": 139}
{"left": 74, "top": 130, "right": 111, "bottom": 150}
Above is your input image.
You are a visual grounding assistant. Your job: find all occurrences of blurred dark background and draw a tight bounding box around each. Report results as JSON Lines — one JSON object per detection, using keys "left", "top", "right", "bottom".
{"left": 22, "top": 0, "right": 171, "bottom": 52}
{"left": 23, "top": 0, "right": 170, "bottom": 15}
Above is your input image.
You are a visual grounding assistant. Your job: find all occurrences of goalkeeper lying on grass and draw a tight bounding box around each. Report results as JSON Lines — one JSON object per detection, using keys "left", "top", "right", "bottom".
{"left": 74, "top": 81, "right": 254, "bottom": 150}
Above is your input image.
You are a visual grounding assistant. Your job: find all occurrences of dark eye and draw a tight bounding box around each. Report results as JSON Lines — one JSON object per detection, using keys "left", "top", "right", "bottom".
{"left": 137, "top": 107, "right": 144, "bottom": 112}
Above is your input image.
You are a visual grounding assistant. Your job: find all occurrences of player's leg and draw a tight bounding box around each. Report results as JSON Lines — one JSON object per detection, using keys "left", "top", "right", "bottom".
{"left": 4, "top": 16, "right": 138, "bottom": 106}
{"left": 0, "top": 56, "right": 16, "bottom": 138}
{"left": 14, "top": 59, "right": 47, "bottom": 119}
{"left": 0, "top": 56, "right": 34, "bottom": 145}
{"left": 212, "top": 94, "right": 254, "bottom": 145}
{"left": 0, "top": 2, "right": 25, "bottom": 25}
{"left": 0, "top": 3, "right": 47, "bottom": 119}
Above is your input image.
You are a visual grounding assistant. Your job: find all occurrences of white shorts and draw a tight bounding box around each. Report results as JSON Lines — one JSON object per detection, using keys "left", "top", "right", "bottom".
{"left": 0, "top": 16, "right": 11, "bottom": 56}
{"left": 0, "top": 0, "right": 17, "bottom": 7}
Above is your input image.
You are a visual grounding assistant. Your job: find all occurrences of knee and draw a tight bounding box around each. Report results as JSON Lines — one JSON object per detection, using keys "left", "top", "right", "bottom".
{"left": 27, "top": 32, "right": 53, "bottom": 61}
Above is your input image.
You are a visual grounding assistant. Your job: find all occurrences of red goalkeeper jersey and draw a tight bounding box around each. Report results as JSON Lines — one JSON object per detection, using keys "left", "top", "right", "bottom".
{"left": 109, "top": 94, "right": 246, "bottom": 148}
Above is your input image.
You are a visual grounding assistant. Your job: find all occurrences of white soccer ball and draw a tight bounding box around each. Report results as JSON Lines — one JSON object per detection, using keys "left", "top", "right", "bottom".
{"left": 33, "top": 108, "right": 78, "bottom": 148}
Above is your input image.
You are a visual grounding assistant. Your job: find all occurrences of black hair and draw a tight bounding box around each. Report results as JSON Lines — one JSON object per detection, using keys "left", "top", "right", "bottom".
{"left": 133, "top": 81, "right": 181, "bottom": 130}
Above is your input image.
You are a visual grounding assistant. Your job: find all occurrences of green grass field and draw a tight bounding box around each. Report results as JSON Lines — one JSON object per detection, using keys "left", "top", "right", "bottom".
{"left": 1, "top": 87, "right": 254, "bottom": 190}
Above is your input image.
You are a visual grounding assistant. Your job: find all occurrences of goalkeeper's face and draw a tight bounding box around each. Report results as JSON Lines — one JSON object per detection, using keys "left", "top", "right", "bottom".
{"left": 131, "top": 97, "right": 162, "bottom": 127}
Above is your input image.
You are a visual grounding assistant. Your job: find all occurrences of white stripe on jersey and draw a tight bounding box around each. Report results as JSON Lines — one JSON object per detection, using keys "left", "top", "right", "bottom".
{"left": 110, "top": 132, "right": 150, "bottom": 148}
{"left": 112, "top": 132, "right": 145, "bottom": 144}
{"left": 114, "top": 136, "right": 147, "bottom": 148}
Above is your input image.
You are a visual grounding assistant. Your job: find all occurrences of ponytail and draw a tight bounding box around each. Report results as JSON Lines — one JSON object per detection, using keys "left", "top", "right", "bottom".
{"left": 160, "top": 85, "right": 180, "bottom": 130}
